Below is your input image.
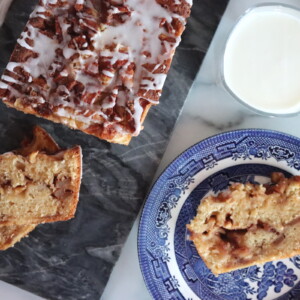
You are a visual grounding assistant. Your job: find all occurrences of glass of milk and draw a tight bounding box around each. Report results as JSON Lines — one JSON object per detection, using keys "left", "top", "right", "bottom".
{"left": 222, "top": 4, "right": 300, "bottom": 116}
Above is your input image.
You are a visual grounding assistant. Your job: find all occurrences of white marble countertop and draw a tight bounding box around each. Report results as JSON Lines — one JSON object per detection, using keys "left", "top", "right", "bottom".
{"left": 0, "top": 281, "right": 42, "bottom": 300}
{"left": 3, "top": 0, "right": 300, "bottom": 298}
{"left": 102, "top": 0, "right": 300, "bottom": 299}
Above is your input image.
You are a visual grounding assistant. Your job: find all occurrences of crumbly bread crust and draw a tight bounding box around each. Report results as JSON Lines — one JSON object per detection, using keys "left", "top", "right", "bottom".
{"left": 16, "top": 125, "right": 60, "bottom": 156}
{"left": 187, "top": 173, "right": 300, "bottom": 274}
{"left": 0, "top": 0, "right": 192, "bottom": 145}
{"left": 0, "top": 126, "right": 82, "bottom": 249}
{"left": 0, "top": 224, "right": 36, "bottom": 251}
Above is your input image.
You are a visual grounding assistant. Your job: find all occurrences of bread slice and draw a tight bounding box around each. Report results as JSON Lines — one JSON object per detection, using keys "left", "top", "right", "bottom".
{"left": 0, "top": 146, "right": 82, "bottom": 225}
{"left": 0, "top": 126, "right": 82, "bottom": 226}
{"left": 187, "top": 173, "right": 300, "bottom": 274}
{"left": 0, "top": 126, "right": 81, "bottom": 249}
{"left": 0, "top": 0, "right": 192, "bottom": 145}
{"left": 0, "top": 126, "right": 59, "bottom": 249}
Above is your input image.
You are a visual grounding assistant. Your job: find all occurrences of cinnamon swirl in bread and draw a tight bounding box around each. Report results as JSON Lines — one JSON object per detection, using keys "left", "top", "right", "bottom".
{"left": 0, "top": 0, "right": 192, "bottom": 144}
{"left": 187, "top": 173, "right": 300, "bottom": 274}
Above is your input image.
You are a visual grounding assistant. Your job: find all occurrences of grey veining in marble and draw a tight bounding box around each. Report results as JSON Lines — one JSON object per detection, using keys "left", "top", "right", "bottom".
{"left": 0, "top": 1, "right": 228, "bottom": 299}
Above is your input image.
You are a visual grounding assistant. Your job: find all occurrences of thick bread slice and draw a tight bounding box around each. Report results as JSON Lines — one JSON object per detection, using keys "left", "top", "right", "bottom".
{"left": 187, "top": 173, "right": 300, "bottom": 274}
{"left": 0, "top": 146, "right": 82, "bottom": 225}
{"left": 0, "top": 126, "right": 73, "bottom": 249}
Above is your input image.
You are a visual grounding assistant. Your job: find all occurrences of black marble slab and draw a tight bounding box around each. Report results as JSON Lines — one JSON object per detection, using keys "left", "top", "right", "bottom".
{"left": 0, "top": 1, "right": 228, "bottom": 299}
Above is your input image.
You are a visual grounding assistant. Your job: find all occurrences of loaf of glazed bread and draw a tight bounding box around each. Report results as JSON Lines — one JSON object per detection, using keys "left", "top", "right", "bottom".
{"left": 187, "top": 173, "right": 300, "bottom": 274}
{"left": 0, "top": 0, "right": 192, "bottom": 144}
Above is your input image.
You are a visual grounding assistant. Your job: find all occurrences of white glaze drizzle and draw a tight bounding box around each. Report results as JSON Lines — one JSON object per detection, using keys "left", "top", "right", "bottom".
{"left": 0, "top": 81, "right": 8, "bottom": 89}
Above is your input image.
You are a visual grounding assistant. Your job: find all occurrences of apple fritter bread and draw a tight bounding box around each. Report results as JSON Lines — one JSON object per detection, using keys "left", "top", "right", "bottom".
{"left": 0, "top": 126, "right": 82, "bottom": 249}
{"left": 0, "top": 0, "right": 192, "bottom": 144}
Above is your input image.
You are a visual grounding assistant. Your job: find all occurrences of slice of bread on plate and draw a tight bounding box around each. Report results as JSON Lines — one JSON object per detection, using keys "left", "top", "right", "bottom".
{"left": 187, "top": 173, "right": 300, "bottom": 274}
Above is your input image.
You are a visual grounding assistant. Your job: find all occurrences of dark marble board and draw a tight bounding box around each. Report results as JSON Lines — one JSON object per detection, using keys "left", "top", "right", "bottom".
{"left": 0, "top": 1, "right": 228, "bottom": 299}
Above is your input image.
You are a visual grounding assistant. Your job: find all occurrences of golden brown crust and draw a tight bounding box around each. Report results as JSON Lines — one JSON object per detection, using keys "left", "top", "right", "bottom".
{"left": 56, "top": 145, "right": 82, "bottom": 221}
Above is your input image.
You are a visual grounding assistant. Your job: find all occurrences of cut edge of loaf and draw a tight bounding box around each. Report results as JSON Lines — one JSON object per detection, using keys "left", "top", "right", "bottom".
{"left": 0, "top": 145, "right": 82, "bottom": 226}
{"left": 0, "top": 126, "right": 61, "bottom": 250}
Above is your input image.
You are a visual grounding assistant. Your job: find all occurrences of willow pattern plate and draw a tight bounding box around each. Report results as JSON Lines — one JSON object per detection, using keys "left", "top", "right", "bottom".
{"left": 138, "top": 129, "right": 300, "bottom": 300}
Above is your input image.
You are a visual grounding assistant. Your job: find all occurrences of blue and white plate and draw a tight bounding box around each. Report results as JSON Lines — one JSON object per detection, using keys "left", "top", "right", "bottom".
{"left": 138, "top": 129, "right": 300, "bottom": 300}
